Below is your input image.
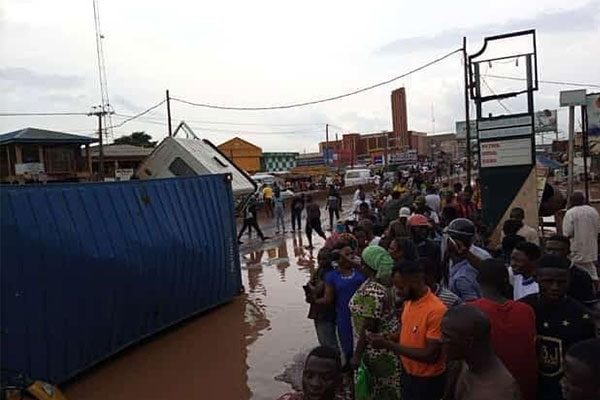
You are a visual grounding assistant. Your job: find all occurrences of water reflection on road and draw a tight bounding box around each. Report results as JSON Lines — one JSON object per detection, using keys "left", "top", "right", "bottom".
{"left": 64, "top": 232, "right": 323, "bottom": 400}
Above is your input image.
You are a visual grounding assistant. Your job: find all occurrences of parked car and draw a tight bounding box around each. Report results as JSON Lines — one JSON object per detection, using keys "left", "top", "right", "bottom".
{"left": 344, "top": 168, "right": 375, "bottom": 187}
{"left": 251, "top": 173, "right": 276, "bottom": 187}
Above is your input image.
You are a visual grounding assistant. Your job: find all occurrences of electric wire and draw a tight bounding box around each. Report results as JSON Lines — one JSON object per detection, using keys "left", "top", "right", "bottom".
{"left": 110, "top": 100, "right": 166, "bottom": 129}
{"left": 0, "top": 112, "right": 89, "bottom": 116}
{"left": 93, "top": 0, "right": 115, "bottom": 139}
{"left": 171, "top": 48, "right": 463, "bottom": 111}
{"left": 113, "top": 115, "right": 327, "bottom": 135}
{"left": 113, "top": 113, "right": 327, "bottom": 127}
{"left": 483, "top": 74, "right": 600, "bottom": 89}
{"left": 480, "top": 75, "right": 512, "bottom": 113}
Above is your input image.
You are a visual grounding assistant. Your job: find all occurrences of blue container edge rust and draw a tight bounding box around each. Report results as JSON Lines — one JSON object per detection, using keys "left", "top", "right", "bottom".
{"left": 0, "top": 174, "right": 242, "bottom": 384}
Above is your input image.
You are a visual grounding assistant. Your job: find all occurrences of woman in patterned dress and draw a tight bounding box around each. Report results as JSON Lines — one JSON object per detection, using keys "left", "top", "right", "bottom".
{"left": 349, "top": 245, "right": 403, "bottom": 400}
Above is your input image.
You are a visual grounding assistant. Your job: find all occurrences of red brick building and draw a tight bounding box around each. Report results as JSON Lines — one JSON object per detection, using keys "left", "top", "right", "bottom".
{"left": 391, "top": 87, "right": 409, "bottom": 148}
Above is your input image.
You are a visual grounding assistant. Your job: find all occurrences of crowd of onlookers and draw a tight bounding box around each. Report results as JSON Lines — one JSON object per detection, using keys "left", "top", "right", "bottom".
{"left": 274, "top": 173, "right": 600, "bottom": 400}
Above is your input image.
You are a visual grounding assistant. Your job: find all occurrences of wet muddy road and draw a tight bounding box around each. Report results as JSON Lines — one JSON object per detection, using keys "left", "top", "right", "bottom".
{"left": 64, "top": 232, "right": 326, "bottom": 400}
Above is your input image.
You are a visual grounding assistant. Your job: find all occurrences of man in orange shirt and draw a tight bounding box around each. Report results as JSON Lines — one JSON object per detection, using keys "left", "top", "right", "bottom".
{"left": 369, "top": 259, "right": 447, "bottom": 400}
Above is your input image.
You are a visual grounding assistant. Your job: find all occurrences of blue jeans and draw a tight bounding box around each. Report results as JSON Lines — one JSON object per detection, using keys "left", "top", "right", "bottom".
{"left": 275, "top": 208, "right": 285, "bottom": 231}
{"left": 314, "top": 320, "right": 338, "bottom": 350}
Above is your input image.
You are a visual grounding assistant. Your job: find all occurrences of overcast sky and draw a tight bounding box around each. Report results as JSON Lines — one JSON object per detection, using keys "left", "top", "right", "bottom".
{"left": 1, "top": 0, "right": 598, "bottom": 152}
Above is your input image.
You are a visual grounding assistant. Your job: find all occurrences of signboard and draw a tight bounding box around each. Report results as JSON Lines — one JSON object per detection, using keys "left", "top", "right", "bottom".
{"left": 15, "top": 162, "right": 45, "bottom": 175}
{"left": 480, "top": 125, "right": 532, "bottom": 140}
{"left": 535, "top": 109, "right": 558, "bottom": 133}
{"left": 115, "top": 168, "right": 134, "bottom": 181}
{"left": 372, "top": 154, "right": 384, "bottom": 165}
{"left": 457, "top": 110, "right": 557, "bottom": 139}
{"left": 456, "top": 121, "right": 477, "bottom": 139}
{"left": 389, "top": 150, "right": 417, "bottom": 166}
{"left": 322, "top": 148, "right": 334, "bottom": 165}
{"left": 587, "top": 94, "right": 600, "bottom": 155}
{"left": 560, "top": 89, "right": 587, "bottom": 107}
{"left": 480, "top": 138, "right": 533, "bottom": 168}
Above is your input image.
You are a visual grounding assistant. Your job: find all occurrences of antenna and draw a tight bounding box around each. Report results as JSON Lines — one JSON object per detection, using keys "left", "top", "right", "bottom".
{"left": 431, "top": 103, "right": 436, "bottom": 134}
{"left": 92, "top": 0, "right": 114, "bottom": 140}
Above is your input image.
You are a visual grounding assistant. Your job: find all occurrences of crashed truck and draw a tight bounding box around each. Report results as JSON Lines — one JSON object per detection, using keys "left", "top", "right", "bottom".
{"left": 136, "top": 122, "right": 257, "bottom": 212}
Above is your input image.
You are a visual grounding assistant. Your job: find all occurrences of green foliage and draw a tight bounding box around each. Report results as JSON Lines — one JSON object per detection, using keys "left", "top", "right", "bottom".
{"left": 114, "top": 131, "right": 157, "bottom": 147}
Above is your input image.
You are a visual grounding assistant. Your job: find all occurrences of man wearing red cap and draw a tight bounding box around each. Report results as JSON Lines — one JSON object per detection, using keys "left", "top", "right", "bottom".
{"left": 408, "top": 214, "right": 441, "bottom": 269}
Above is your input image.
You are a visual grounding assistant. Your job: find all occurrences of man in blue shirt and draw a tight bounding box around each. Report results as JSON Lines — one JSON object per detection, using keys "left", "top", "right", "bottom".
{"left": 446, "top": 218, "right": 482, "bottom": 301}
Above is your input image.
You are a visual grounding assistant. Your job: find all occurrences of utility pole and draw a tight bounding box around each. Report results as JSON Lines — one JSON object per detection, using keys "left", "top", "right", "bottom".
{"left": 568, "top": 105, "right": 575, "bottom": 200}
{"left": 166, "top": 89, "right": 173, "bottom": 137}
{"left": 463, "top": 36, "right": 472, "bottom": 186}
{"left": 325, "top": 124, "right": 329, "bottom": 166}
{"left": 384, "top": 135, "right": 389, "bottom": 168}
{"left": 88, "top": 105, "right": 113, "bottom": 181}
{"left": 582, "top": 106, "right": 589, "bottom": 202}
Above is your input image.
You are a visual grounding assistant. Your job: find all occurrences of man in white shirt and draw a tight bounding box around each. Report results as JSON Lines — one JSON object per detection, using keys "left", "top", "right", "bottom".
{"left": 505, "top": 207, "right": 539, "bottom": 245}
{"left": 425, "top": 185, "right": 441, "bottom": 214}
{"left": 508, "top": 241, "right": 541, "bottom": 300}
{"left": 353, "top": 185, "right": 364, "bottom": 202}
{"left": 563, "top": 191, "right": 600, "bottom": 284}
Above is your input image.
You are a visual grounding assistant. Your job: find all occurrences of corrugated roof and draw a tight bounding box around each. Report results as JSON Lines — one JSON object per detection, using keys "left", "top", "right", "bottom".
{"left": 88, "top": 144, "right": 154, "bottom": 158}
{"left": 0, "top": 127, "right": 98, "bottom": 145}
{"left": 218, "top": 136, "right": 262, "bottom": 151}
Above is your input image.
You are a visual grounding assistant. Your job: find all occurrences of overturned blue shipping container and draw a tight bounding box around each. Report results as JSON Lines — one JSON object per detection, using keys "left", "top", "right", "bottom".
{"left": 0, "top": 175, "right": 241, "bottom": 383}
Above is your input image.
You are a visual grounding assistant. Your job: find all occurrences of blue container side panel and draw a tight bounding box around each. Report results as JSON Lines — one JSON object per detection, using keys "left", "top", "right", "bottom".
{"left": 0, "top": 175, "right": 242, "bottom": 383}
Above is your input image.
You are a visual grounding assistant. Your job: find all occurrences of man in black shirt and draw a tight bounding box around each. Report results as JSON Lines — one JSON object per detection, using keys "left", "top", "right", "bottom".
{"left": 305, "top": 195, "right": 326, "bottom": 250}
{"left": 238, "top": 195, "right": 266, "bottom": 243}
{"left": 521, "top": 254, "right": 596, "bottom": 400}
{"left": 544, "top": 235, "right": 598, "bottom": 309}
{"left": 291, "top": 193, "right": 305, "bottom": 232}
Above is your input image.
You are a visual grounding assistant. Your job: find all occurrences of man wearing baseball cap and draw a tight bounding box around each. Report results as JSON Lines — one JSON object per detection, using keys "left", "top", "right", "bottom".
{"left": 389, "top": 207, "right": 412, "bottom": 240}
{"left": 445, "top": 218, "right": 484, "bottom": 301}
{"left": 408, "top": 214, "right": 441, "bottom": 269}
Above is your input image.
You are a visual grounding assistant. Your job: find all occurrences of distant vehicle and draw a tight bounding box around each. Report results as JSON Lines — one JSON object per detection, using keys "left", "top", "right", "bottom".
{"left": 136, "top": 135, "right": 256, "bottom": 212}
{"left": 251, "top": 173, "right": 276, "bottom": 187}
{"left": 344, "top": 168, "right": 375, "bottom": 187}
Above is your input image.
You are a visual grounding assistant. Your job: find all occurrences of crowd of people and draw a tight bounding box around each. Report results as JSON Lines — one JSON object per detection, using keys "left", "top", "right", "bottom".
{"left": 270, "top": 173, "right": 600, "bottom": 400}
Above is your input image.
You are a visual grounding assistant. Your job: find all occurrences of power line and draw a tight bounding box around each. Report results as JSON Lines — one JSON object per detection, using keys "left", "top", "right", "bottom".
{"left": 92, "top": 0, "right": 114, "bottom": 139}
{"left": 483, "top": 74, "right": 600, "bottom": 89}
{"left": 114, "top": 113, "right": 327, "bottom": 127}
{"left": 186, "top": 125, "right": 326, "bottom": 135}
{"left": 110, "top": 100, "right": 166, "bottom": 129}
{"left": 480, "top": 76, "right": 512, "bottom": 113}
{"left": 171, "top": 48, "right": 462, "bottom": 111}
{"left": 113, "top": 113, "right": 324, "bottom": 135}
{"left": 0, "top": 112, "right": 89, "bottom": 116}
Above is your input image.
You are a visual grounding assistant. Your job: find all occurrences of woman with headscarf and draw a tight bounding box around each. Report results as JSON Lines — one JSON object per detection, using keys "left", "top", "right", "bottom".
{"left": 349, "top": 245, "right": 402, "bottom": 400}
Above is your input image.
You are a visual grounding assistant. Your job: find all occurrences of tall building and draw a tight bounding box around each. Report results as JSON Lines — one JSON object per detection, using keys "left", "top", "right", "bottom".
{"left": 391, "top": 88, "right": 409, "bottom": 149}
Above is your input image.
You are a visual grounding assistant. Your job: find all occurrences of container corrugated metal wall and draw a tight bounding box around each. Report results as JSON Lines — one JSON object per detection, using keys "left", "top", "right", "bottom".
{"left": 0, "top": 175, "right": 241, "bottom": 383}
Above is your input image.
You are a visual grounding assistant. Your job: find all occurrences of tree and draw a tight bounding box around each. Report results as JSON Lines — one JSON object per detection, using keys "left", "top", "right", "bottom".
{"left": 113, "top": 131, "right": 157, "bottom": 147}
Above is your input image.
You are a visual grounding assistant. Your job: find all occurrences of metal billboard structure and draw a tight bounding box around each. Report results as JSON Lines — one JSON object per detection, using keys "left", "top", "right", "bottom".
{"left": 468, "top": 30, "right": 539, "bottom": 242}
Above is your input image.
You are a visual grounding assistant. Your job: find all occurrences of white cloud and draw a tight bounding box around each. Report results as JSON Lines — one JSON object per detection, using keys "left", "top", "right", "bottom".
{"left": 0, "top": 0, "right": 598, "bottom": 151}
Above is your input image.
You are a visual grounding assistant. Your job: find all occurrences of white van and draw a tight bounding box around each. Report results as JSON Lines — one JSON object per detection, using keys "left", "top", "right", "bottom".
{"left": 251, "top": 173, "right": 276, "bottom": 187}
{"left": 136, "top": 135, "right": 256, "bottom": 211}
{"left": 344, "top": 169, "right": 373, "bottom": 187}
